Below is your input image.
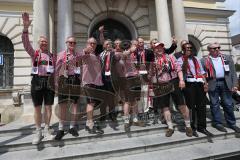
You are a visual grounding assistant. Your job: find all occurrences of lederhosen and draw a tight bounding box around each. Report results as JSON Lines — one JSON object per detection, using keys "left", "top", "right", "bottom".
{"left": 58, "top": 51, "right": 81, "bottom": 104}
{"left": 152, "top": 54, "right": 184, "bottom": 109}
{"left": 124, "top": 52, "right": 141, "bottom": 102}
{"left": 31, "top": 50, "right": 55, "bottom": 106}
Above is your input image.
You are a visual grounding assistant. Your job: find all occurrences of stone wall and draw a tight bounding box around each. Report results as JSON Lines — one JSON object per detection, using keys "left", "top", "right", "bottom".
{"left": 72, "top": 0, "right": 152, "bottom": 49}
{"left": 0, "top": 13, "right": 33, "bottom": 89}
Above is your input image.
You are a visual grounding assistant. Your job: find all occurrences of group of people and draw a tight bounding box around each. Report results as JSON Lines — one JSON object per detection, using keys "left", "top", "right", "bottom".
{"left": 21, "top": 12, "right": 240, "bottom": 145}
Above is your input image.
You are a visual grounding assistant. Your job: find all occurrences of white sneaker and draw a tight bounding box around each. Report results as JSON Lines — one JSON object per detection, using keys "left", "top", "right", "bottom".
{"left": 43, "top": 127, "right": 55, "bottom": 141}
{"left": 123, "top": 116, "right": 130, "bottom": 124}
{"left": 32, "top": 129, "right": 43, "bottom": 145}
{"left": 133, "top": 117, "right": 138, "bottom": 123}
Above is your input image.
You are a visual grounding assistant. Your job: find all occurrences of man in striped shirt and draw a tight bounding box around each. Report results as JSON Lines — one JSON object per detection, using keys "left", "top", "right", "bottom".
{"left": 22, "top": 12, "right": 55, "bottom": 144}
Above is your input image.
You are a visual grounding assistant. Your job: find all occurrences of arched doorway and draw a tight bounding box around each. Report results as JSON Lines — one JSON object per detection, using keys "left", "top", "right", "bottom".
{"left": 90, "top": 18, "right": 132, "bottom": 41}
{"left": 0, "top": 35, "right": 14, "bottom": 88}
{"left": 188, "top": 35, "right": 203, "bottom": 57}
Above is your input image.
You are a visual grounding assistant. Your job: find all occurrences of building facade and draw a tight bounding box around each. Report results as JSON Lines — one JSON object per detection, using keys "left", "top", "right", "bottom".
{"left": 0, "top": 0, "right": 235, "bottom": 91}
{"left": 231, "top": 34, "right": 240, "bottom": 64}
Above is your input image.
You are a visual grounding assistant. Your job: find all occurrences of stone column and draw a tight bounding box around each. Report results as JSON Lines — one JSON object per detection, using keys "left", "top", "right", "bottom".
{"left": 33, "top": 0, "right": 49, "bottom": 48}
{"left": 172, "top": 0, "right": 188, "bottom": 51}
{"left": 155, "top": 0, "right": 172, "bottom": 47}
{"left": 49, "top": 0, "right": 55, "bottom": 53}
{"left": 57, "top": 0, "right": 73, "bottom": 52}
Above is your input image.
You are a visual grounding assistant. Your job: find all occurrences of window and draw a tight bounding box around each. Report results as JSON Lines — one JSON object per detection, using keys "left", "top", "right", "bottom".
{"left": 0, "top": 35, "right": 14, "bottom": 88}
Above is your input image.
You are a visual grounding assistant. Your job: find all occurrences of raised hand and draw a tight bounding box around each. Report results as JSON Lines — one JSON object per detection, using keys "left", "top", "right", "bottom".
{"left": 99, "top": 25, "right": 104, "bottom": 33}
{"left": 83, "top": 45, "right": 94, "bottom": 54}
{"left": 22, "top": 12, "right": 32, "bottom": 29}
{"left": 172, "top": 36, "right": 177, "bottom": 44}
{"left": 129, "top": 45, "right": 137, "bottom": 52}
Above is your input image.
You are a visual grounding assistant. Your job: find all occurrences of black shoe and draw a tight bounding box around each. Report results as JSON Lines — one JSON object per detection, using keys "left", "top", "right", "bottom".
{"left": 85, "top": 126, "right": 104, "bottom": 135}
{"left": 109, "top": 112, "right": 117, "bottom": 122}
{"left": 69, "top": 128, "right": 79, "bottom": 137}
{"left": 160, "top": 119, "right": 166, "bottom": 125}
{"left": 85, "top": 126, "right": 95, "bottom": 134}
{"left": 197, "top": 129, "right": 214, "bottom": 137}
{"left": 99, "top": 116, "right": 106, "bottom": 122}
{"left": 95, "top": 125, "right": 104, "bottom": 134}
{"left": 230, "top": 125, "right": 240, "bottom": 133}
{"left": 214, "top": 125, "right": 227, "bottom": 132}
{"left": 192, "top": 130, "right": 199, "bottom": 137}
{"left": 124, "top": 123, "right": 131, "bottom": 132}
{"left": 55, "top": 130, "right": 64, "bottom": 141}
{"left": 152, "top": 118, "right": 159, "bottom": 125}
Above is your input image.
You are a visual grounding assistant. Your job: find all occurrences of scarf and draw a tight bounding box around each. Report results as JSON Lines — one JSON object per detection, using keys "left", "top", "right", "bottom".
{"left": 182, "top": 55, "right": 203, "bottom": 78}
{"left": 156, "top": 53, "right": 175, "bottom": 72}
{"left": 205, "top": 53, "right": 225, "bottom": 79}
{"left": 33, "top": 49, "right": 52, "bottom": 66}
{"left": 105, "top": 52, "right": 111, "bottom": 72}
{"left": 64, "top": 50, "right": 77, "bottom": 70}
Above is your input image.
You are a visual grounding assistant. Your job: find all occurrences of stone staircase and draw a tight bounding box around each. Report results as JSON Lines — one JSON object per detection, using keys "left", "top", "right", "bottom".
{"left": 0, "top": 111, "right": 240, "bottom": 160}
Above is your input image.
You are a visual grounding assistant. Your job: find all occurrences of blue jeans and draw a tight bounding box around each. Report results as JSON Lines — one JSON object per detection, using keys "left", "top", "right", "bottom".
{"left": 208, "top": 81, "right": 236, "bottom": 127}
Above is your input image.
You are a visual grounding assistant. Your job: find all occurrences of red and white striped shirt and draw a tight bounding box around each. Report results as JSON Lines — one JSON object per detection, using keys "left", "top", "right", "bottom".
{"left": 22, "top": 31, "right": 55, "bottom": 76}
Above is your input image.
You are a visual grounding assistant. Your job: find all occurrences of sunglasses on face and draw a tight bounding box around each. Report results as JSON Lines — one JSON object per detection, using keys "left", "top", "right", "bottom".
{"left": 211, "top": 47, "right": 221, "bottom": 50}
{"left": 68, "top": 41, "right": 76, "bottom": 45}
{"left": 186, "top": 47, "right": 192, "bottom": 50}
{"left": 40, "top": 40, "right": 48, "bottom": 43}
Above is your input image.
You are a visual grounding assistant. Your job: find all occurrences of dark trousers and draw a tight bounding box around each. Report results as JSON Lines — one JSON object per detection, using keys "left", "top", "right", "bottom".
{"left": 183, "top": 82, "right": 207, "bottom": 130}
{"left": 208, "top": 81, "right": 236, "bottom": 127}
{"left": 100, "top": 77, "right": 116, "bottom": 118}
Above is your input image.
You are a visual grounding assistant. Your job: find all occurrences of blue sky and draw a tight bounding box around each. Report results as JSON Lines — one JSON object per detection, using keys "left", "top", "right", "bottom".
{"left": 224, "top": 0, "right": 240, "bottom": 36}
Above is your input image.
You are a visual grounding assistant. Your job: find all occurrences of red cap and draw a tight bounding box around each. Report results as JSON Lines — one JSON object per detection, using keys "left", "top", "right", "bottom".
{"left": 154, "top": 42, "right": 164, "bottom": 48}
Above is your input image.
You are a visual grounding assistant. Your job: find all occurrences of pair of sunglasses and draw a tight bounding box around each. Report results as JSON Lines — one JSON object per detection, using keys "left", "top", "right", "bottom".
{"left": 68, "top": 41, "right": 76, "bottom": 44}
{"left": 211, "top": 47, "right": 221, "bottom": 50}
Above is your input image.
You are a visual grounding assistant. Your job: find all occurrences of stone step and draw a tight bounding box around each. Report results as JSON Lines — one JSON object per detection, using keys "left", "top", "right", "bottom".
{"left": 0, "top": 123, "right": 165, "bottom": 153}
{"left": 105, "top": 137, "right": 240, "bottom": 160}
{"left": 1, "top": 108, "right": 239, "bottom": 137}
{"left": 0, "top": 120, "right": 239, "bottom": 156}
{"left": 0, "top": 113, "right": 239, "bottom": 138}
{"left": 0, "top": 126, "right": 239, "bottom": 160}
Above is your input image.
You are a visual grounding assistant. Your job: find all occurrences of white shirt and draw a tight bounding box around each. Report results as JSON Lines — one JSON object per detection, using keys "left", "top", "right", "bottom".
{"left": 210, "top": 56, "right": 225, "bottom": 78}
{"left": 177, "top": 56, "right": 205, "bottom": 83}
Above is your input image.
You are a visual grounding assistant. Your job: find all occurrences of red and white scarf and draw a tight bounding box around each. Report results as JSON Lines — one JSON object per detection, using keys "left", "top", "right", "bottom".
{"left": 105, "top": 52, "right": 111, "bottom": 72}
{"left": 156, "top": 53, "right": 175, "bottom": 72}
{"left": 139, "top": 50, "right": 146, "bottom": 64}
{"left": 205, "top": 53, "right": 225, "bottom": 79}
{"left": 182, "top": 55, "right": 204, "bottom": 78}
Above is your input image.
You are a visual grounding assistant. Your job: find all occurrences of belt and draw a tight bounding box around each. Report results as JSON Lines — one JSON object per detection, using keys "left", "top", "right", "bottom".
{"left": 60, "top": 75, "right": 76, "bottom": 78}
{"left": 32, "top": 75, "right": 49, "bottom": 79}
{"left": 216, "top": 78, "right": 225, "bottom": 81}
{"left": 186, "top": 77, "right": 204, "bottom": 83}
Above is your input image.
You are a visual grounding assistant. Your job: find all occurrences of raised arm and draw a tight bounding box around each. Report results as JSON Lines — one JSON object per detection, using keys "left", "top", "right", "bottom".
{"left": 21, "top": 12, "right": 35, "bottom": 58}
{"left": 99, "top": 26, "right": 105, "bottom": 45}
{"left": 165, "top": 36, "right": 177, "bottom": 54}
